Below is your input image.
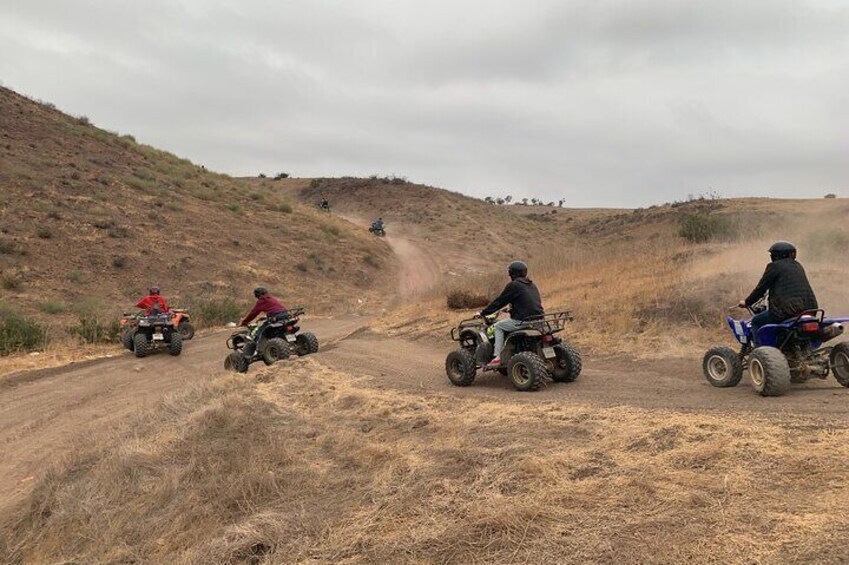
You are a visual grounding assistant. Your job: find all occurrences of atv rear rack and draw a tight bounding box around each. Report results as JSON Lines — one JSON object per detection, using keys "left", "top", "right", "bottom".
{"left": 519, "top": 311, "right": 573, "bottom": 334}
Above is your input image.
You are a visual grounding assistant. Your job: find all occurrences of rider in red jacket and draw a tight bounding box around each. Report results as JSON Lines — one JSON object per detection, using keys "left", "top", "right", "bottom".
{"left": 136, "top": 287, "right": 169, "bottom": 313}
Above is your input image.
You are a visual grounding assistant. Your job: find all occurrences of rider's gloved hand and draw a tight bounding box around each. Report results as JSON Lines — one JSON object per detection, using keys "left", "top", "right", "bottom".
{"left": 738, "top": 300, "right": 747, "bottom": 309}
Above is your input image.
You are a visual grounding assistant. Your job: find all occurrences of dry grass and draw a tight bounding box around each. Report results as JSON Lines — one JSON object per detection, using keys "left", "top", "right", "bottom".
{"left": 5, "top": 358, "right": 849, "bottom": 564}
{"left": 0, "top": 338, "right": 122, "bottom": 379}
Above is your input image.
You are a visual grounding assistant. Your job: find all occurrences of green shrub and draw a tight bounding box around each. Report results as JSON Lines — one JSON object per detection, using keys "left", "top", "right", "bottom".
{"left": 274, "top": 172, "right": 289, "bottom": 180}
{"left": 275, "top": 202, "right": 293, "bottom": 213}
{"left": 190, "top": 298, "right": 243, "bottom": 327}
{"left": 40, "top": 301, "right": 67, "bottom": 314}
{"left": 68, "top": 270, "right": 84, "bottom": 283}
{"left": 0, "top": 309, "right": 48, "bottom": 355}
{"left": 678, "top": 213, "right": 734, "bottom": 243}
{"left": 227, "top": 203, "right": 242, "bottom": 214}
{"left": 71, "top": 315, "right": 121, "bottom": 344}
{"left": 249, "top": 192, "right": 264, "bottom": 201}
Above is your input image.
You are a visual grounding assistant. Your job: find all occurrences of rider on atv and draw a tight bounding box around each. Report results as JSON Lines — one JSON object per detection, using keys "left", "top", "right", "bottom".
{"left": 739, "top": 241, "right": 818, "bottom": 344}
{"left": 239, "top": 287, "right": 289, "bottom": 358}
{"left": 479, "top": 260, "right": 544, "bottom": 368}
{"left": 136, "top": 287, "right": 169, "bottom": 314}
{"left": 373, "top": 217, "right": 385, "bottom": 231}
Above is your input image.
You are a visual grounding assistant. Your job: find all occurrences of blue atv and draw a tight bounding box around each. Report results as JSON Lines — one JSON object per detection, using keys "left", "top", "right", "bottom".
{"left": 703, "top": 299, "right": 849, "bottom": 396}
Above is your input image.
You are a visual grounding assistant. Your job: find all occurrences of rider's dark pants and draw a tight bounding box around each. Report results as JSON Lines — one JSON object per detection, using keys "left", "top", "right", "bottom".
{"left": 750, "top": 310, "right": 771, "bottom": 346}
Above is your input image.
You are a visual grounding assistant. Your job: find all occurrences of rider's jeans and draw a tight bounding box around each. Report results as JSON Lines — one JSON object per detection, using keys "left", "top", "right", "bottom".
{"left": 493, "top": 318, "right": 523, "bottom": 358}
{"left": 750, "top": 310, "right": 771, "bottom": 346}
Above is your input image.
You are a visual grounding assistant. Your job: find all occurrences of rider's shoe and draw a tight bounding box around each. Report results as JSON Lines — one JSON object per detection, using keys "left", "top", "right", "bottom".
{"left": 485, "top": 357, "right": 501, "bottom": 369}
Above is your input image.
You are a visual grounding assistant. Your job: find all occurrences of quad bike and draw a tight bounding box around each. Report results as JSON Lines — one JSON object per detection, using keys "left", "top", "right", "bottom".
{"left": 130, "top": 306, "right": 182, "bottom": 358}
{"left": 171, "top": 308, "right": 195, "bottom": 340}
{"left": 318, "top": 201, "right": 331, "bottom": 213}
{"left": 119, "top": 308, "right": 195, "bottom": 351}
{"left": 224, "top": 307, "right": 319, "bottom": 373}
{"left": 703, "top": 298, "right": 849, "bottom": 396}
{"left": 445, "top": 310, "right": 582, "bottom": 392}
{"left": 368, "top": 224, "right": 386, "bottom": 237}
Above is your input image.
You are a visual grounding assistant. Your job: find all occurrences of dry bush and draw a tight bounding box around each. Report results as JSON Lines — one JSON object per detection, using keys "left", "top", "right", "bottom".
{"left": 7, "top": 361, "right": 849, "bottom": 564}
{"left": 446, "top": 289, "right": 489, "bottom": 310}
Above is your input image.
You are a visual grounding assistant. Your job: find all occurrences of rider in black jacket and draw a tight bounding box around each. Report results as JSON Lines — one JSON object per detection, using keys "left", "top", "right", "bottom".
{"left": 739, "top": 241, "right": 818, "bottom": 343}
{"left": 480, "top": 260, "right": 544, "bottom": 367}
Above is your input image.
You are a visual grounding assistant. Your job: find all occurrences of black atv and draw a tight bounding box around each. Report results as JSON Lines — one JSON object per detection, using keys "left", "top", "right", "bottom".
{"left": 130, "top": 307, "right": 182, "bottom": 358}
{"left": 224, "top": 307, "right": 319, "bottom": 373}
{"left": 445, "top": 310, "right": 582, "bottom": 391}
{"left": 368, "top": 223, "right": 386, "bottom": 237}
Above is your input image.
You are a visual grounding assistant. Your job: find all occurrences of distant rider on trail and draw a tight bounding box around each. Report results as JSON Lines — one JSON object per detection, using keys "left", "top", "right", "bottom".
{"left": 373, "top": 217, "right": 384, "bottom": 231}
{"left": 320, "top": 198, "right": 330, "bottom": 211}
{"left": 479, "top": 260, "right": 544, "bottom": 368}
{"left": 136, "top": 286, "right": 169, "bottom": 314}
{"left": 739, "top": 241, "right": 818, "bottom": 344}
{"left": 239, "top": 287, "right": 289, "bottom": 358}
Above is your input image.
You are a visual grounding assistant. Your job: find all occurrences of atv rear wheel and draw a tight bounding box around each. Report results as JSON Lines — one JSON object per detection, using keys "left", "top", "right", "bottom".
{"left": 178, "top": 321, "right": 195, "bottom": 340}
{"left": 702, "top": 346, "right": 743, "bottom": 388}
{"left": 122, "top": 328, "right": 136, "bottom": 352}
{"left": 551, "top": 344, "right": 582, "bottom": 382}
{"left": 507, "top": 351, "right": 546, "bottom": 392}
{"left": 224, "top": 351, "right": 249, "bottom": 373}
{"left": 133, "top": 333, "right": 149, "bottom": 358}
{"left": 262, "top": 337, "right": 291, "bottom": 365}
{"left": 445, "top": 348, "right": 477, "bottom": 386}
{"left": 295, "top": 332, "right": 319, "bottom": 356}
{"left": 831, "top": 342, "right": 849, "bottom": 387}
{"left": 168, "top": 332, "right": 183, "bottom": 356}
{"left": 749, "top": 346, "right": 791, "bottom": 396}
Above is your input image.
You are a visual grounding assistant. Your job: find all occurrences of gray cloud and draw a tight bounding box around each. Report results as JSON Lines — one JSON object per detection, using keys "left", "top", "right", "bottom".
{"left": 2, "top": 0, "right": 848, "bottom": 206}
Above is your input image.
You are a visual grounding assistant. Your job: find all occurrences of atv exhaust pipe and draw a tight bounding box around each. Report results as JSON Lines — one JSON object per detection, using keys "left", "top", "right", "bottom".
{"left": 821, "top": 323, "right": 844, "bottom": 341}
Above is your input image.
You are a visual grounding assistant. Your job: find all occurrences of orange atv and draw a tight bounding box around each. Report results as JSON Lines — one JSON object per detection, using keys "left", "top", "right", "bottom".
{"left": 171, "top": 308, "right": 195, "bottom": 340}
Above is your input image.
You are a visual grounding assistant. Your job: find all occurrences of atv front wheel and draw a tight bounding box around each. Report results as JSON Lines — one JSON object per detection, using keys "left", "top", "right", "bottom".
{"left": 831, "top": 342, "right": 849, "bottom": 387}
{"left": 133, "top": 333, "right": 149, "bottom": 358}
{"left": 168, "top": 332, "right": 183, "bottom": 356}
{"left": 224, "top": 352, "right": 249, "bottom": 373}
{"left": 295, "top": 332, "right": 319, "bottom": 356}
{"left": 551, "top": 344, "right": 582, "bottom": 382}
{"left": 122, "top": 329, "right": 136, "bottom": 352}
{"left": 749, "top": 346, "right": 791, "bottom": 396}
{"left": 262, "top": 337, "right": 291, "bottom": 365}
{"left": 178, "top": 321, "right": 195, "bottom": 340}
{"left": 507, "top": 351, "right": 546, "bottom": 392}
{"left": 445, "top": 348, "right": 477, "bottom": 386}
{"left": 702, "top": 346, "right": 743, "bottom": 388}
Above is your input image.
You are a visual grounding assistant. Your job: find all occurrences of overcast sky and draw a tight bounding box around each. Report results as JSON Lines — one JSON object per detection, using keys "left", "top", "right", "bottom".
{"left": 1, "top": 1, "right": 848, "bottom": 206}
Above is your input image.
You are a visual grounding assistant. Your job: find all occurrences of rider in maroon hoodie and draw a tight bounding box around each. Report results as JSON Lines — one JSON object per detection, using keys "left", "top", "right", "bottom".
{"left": 239, "top": 288, "right": 288, "bottom": 358}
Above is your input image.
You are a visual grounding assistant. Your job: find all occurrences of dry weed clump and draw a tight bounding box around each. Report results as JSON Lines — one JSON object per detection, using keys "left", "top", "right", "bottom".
{"left": 446, "top": 289, "right": 489, "bottom": 310}
{"left": 6, "top": 360, "right": 849, "bottom": 564}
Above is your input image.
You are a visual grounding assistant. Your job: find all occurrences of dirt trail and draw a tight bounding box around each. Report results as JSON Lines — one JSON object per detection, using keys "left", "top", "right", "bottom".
{"left": 0, "top": 316, "right": 368, "bottom": 512}
{"left": 385, "top": 235, "right": 442, "bottom": 300}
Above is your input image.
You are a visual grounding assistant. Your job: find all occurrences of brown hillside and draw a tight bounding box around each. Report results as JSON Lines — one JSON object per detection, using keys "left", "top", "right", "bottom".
{"left": 0, "top": 87, "right": 396, "bottom": 328}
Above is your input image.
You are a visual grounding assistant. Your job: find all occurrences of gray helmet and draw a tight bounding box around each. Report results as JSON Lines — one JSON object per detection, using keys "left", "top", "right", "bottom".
{"left": 769, "top": 241, "right": 797, "bottom": 261}
{"left": 507, "top": 260, "right": 528, "bottom": 279}
{"left": 253, "top": 287, "right": 267, "bottom": 298}
{"left": 149, "top": 286, "right": 160, "bottom": 295}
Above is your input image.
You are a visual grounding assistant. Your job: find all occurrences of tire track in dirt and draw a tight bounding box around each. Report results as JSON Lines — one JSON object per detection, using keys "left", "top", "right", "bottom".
{"left": 311, "top": 330, "right": 849, "bottom": 417}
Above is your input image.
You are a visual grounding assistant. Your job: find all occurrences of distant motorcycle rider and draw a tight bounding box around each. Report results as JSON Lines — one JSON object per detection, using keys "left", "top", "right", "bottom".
{"left": 739, "top": 241, "right": 818, "bottom": 344}
{"left": 479, "top": 260, "right": 544, "bottom": 368}
{"left": 239, "top": 287, "right": 288, "bottom": 357}
{"left": 136, "top": 286, "right": 169, "bottom": 313}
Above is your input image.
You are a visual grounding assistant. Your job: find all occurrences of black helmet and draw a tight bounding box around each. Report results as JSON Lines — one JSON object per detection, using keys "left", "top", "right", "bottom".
{"left": 149, "top": 286, "right": 160, "bottom": 295}
{"left": 769, "top": 241, "right": 797, "bottom": 261}
{"left": 253, "top": 287, "right": 267, "bottom": 298}
{"left": 507, "top": 260, "right": 528, "bottom": 279}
